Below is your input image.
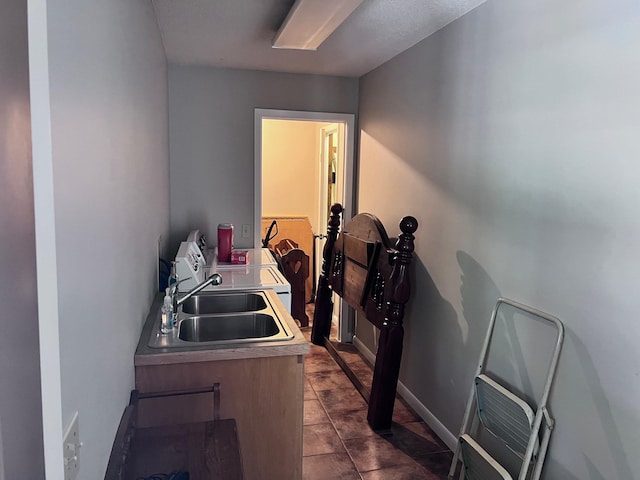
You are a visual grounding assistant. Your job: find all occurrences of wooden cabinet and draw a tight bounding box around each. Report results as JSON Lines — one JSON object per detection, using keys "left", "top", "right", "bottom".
{"left": 135, "top": 354, "right": 304, "bottom": 480}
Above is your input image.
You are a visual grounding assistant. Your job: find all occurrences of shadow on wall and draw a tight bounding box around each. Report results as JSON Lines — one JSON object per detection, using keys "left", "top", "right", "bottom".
{"left": 565, "top": 330, "right": 634, "bottom": 480}
{"left": 541, "top": 458, "right": 580, "bottom": 480}
{"left": 541, "top": 342, "right": 634, "bottom": 480}
{"left": 398, "top": 255, "right": 458, "bottom": 416}
{"left": 398, "top": 250, "right": 503, "bottom": 431}
{"left": 395, "top": 251, "right": 496, "bottom": 433}
{"left": 457, "top": 251, "right": 502, "bottom": 349}
{"left": 445, "top": 251, "right": 502, "bottom": 415}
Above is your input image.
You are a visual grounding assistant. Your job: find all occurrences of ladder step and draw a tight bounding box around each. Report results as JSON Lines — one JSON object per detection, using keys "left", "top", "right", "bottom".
{"left": 459, "top": 434, "right": 513, "bottom": 480}
{"left": 475, "top": 374, "right": 536, "bottom": 456}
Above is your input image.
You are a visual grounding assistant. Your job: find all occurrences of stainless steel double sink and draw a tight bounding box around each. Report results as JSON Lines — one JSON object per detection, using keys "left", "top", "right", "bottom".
{"left": 148, "top": 291, "right": 294, "bottom": 348}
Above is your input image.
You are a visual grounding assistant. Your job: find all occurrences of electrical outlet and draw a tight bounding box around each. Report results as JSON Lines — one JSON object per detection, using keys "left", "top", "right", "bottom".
{"left": 241, "top": 224, "right": 251, "bottom": 238}
{"left": 63, "top": 412, "right": 81, "bottom": 480}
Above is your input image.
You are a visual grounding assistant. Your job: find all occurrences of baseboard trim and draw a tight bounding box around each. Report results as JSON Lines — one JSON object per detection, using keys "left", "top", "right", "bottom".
{"left": 352, "top": 336, "right": 458, "bottom": 451}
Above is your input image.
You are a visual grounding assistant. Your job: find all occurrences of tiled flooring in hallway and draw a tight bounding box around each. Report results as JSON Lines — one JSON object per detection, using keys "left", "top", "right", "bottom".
{"left": 299, "top": 324, "right": 454, "bottom": 480}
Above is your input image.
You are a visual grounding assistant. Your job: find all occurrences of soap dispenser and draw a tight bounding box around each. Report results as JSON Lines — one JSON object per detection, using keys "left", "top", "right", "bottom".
{"left": 161, "top": 288, "right": 174, "bottom": 334}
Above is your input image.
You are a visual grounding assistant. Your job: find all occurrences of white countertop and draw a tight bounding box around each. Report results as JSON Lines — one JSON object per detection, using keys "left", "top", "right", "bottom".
{"left": 212, "top": 247, "right": 277, "bottom": 269}
{"left": 203, "top": 264, "right": 289, "bottom": 293}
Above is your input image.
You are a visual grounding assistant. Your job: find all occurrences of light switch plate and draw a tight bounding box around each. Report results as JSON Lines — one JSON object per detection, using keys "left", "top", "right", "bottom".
{"left": 242, "top": 224, "right": 251, "bottom": 238}
{"left": 63, "top": 411, "right": 80, "bottom": 480}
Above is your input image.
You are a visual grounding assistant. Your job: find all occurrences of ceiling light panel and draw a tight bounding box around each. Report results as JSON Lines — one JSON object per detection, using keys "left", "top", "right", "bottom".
{"left": 272, "top": 0, "right": 365, "bottom": 50}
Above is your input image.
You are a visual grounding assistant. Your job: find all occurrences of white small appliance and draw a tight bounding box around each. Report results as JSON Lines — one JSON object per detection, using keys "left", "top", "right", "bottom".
{"left": 186, "top": 229, "right": 212, "bottom": 265}
{"left": 174, "top": 241, "right": 207, "bottom": 290}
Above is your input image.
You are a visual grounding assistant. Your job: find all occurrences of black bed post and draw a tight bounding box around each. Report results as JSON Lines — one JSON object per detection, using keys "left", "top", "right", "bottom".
{"left": 311, "top": 203, "right": 343, "bottom": 346}
{"left": 367, "top": 216, "right": 418, "bottom": 431}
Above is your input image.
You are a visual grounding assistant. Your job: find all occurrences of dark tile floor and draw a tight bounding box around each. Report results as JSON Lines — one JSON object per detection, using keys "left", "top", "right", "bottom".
{"left": 299, "top": 319, "right": 454, "bottom": 480}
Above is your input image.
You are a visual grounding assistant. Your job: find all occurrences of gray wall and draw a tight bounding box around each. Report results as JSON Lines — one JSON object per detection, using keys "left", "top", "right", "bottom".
{"left": 42, "top": 0, "right": 170, "bottom": 476}
{"left": 0, "top": 0, "right": 45, "bottom": 477}
{"left": 168, "top": 66, "right": 358, "bottom": 256}
{"left": 357, "top": 0, "right": 640, "bottom": 478}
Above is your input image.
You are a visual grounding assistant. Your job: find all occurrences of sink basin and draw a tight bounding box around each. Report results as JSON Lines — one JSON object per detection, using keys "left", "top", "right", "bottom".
{"left": 181, "top": 292, "right": 267, "bottom": 315}
{"left": 179, "top": 314, "right": 280, "bottom": 342}
{"left": 147, "top": 290, "right": 294, "bottom": 348}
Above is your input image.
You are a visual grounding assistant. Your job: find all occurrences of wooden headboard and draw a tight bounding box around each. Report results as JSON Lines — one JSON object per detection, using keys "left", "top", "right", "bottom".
{"left": 311, "top": 203, "right": 418, "bottom": 431}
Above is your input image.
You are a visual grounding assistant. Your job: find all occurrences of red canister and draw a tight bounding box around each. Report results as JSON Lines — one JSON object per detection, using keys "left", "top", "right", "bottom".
{"left": 217, "top": 223, "right": 234, "bottom": 263}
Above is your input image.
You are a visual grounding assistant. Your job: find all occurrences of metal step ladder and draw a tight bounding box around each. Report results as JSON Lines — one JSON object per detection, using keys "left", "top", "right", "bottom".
{"left": 449, "top": 298, "right": 564, "bottom": 480}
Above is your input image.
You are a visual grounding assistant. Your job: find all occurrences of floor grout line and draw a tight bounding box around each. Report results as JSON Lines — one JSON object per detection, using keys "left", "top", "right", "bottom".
{"left": 302, "top": 314, "right": 452, "bottom": 479}
{"left": 306, "top": 353, "right": 361, "bottom": 472}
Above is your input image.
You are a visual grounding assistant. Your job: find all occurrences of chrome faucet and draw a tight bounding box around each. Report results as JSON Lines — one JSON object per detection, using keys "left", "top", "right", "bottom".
{"left": 168, "top": 273, "right": 223, "bottom": 317}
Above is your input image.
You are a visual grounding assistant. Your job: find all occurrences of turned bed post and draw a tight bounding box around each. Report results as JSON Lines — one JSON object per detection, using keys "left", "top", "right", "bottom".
{"left": 311, "top": 203, "right": 343, "bottom": 345}
{"left": 367, "top": 216, "right": 418, "bottom": 431}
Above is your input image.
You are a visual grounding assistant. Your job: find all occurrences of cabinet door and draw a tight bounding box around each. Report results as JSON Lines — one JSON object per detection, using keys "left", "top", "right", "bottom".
{"left": 135, "top": 355, "right": 304, "bottom": 480}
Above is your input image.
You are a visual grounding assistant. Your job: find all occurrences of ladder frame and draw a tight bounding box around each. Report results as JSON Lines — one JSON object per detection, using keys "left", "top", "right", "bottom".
{"left": 448, "top": 298, "right": 564, "bottom": 480}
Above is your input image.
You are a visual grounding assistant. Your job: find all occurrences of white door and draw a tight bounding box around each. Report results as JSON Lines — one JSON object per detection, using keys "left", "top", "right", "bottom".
{"left": 317, "top": 123, "right": 348, "bottom": 339}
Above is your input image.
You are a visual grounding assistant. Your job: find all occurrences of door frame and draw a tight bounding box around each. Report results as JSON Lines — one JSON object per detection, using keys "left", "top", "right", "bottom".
{"left": 318, "top": 123, "right": 340, "bottom": 243}
{"left": 254, "top": 108, "right": 355, "bottom": 341}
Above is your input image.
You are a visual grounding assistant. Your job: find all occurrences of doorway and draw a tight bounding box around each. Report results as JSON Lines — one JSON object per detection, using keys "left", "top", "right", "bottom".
{"left": 254, "top": 109, "right": 355, "bottom": 342}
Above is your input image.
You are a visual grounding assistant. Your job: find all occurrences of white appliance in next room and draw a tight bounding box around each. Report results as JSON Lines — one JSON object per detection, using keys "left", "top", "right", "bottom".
{"left": 212, "top": 247, "right": 277, "bottom": 268}
{"left": 175, "top": 245, "right": 291, "bottom": 312}
{"left": 202, "top": 264, "right": 291, "bottom": 312}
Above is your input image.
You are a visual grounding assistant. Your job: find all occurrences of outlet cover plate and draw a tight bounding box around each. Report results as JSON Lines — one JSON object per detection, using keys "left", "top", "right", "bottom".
{"left": 63, "top": 411, "right": 80, "bottom": 480}
{"left": 242, "top": 224, "right": 251, "bottom": 238}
